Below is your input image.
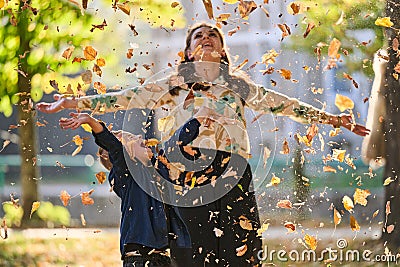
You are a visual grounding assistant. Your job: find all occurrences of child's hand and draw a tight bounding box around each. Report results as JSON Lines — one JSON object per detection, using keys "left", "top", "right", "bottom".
{"left": 59, "top": 112, "right": 93, "bottom": 130}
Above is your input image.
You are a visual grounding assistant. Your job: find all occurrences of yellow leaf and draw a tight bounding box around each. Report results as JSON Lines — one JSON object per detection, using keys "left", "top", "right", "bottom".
{"left": 94, "top": 82, "right": 107, "bottom": 94}
{"left": 223, "top": 0, "right": 238, "bottom": 3}
{"left": 353, "top": 188, "right": 371, "bottom": 206}
{"left": 375, "top": 17, "right": 394, "bottom": 28}
{"left": 84, "top": 46, "right": 97, "bottom": 61}
{"left": 81, "top": 123, "right": 92, "bottom": 132}
{"left": 95, "top": 171, "right": 107, "bottom": 184}
{"left": 332, "top": 149, "right": 346, "bottom": 162}
{"left": 350, "top": 215, "right": 360, "bottom": 231}
{"left": 335, "top": 94, "right": 354, "bottom": 112}
{"left": 96, "top": 58, "right": 106, "bottom": 67}
{"left": 383, "top": 177, "right": 394, "bottom": 186}
{"left": 0, "top": 0, "right": 5, "bottom": 9}
{"left": 144, "top": 138, "right": 160, "bottom": 147}
{"left": 30, "top": 201, "right": 40, "bottom": 218}
{"left": 266, "top": 174, "right": 281, "bottom": 187}
{"left": 328, "top": 38, "right": 341, "bottom": 58}
{"left": 304, "top": 234, "right": 317, "bottom": 250}
{"left": 72, "top": 135, "right": 84, "bottom": 146}
{"left": 239, "top": 215, "right": 253, "bottom": 230}
{"left": 158, "top": 116, "right": 175, "bottom": 133}
{"left": 261, "top": 49, "right": 279, "bottom": 66}
{"left": 372, "top": 210, "right": 379, "bottom": 218}
{"left": 257, "top": 223, "right": 269, "bottom": 236}
{"left": 333, "top": 208, "right": 342, "bottom": 227}
{"left": 342, "top": 195, "right": 354, "bottom": 213}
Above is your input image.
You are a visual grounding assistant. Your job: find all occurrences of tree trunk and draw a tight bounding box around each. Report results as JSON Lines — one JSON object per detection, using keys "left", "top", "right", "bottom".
{"left": 17, "top": 0, "right": 39, "bottom": 228}
{"left": 382, "top": 0, "right": 400, "bottom": 250}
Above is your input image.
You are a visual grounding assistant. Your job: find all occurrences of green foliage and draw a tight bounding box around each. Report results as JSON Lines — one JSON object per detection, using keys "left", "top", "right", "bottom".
{"left": 2, "top": 201, "right": 71, "bottom": 227}
{"left": 288, "top": 0, "right": 386, "bottom": 75}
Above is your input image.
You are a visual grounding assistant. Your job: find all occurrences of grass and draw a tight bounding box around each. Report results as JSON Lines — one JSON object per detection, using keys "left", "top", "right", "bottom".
{"left": 0, "top": 229, "right": 121, "bottom": 267}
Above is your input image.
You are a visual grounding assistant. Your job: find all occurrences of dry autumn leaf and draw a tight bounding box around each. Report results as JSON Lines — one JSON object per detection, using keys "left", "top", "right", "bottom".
{"left": 94, "top": 81, "right": 107, "bottom": 94}
{"left": 213, "top": 227, "right": 223, "bottom": 237}
{"left": 95, "top": 171, "right": 107, "bottom": 184}
{"left": 257, "top": 223, "right": 269, "bottom": 236}
{"left": 375, "top": 17, "right": 394, "bottom": 27}
{"left": 158, "top": 116, "right": 175, "bottom": 133}
{"left": 304, "top": 234, "right": 317, "bottom": 250}
{"left": 353, "top": 188, "right": 371, "bottom": 206}
{"left": 328, "top": 38, "right": 341, "bottom": 58}
{"left": 238, "top": 0, "right": 257, "bottom": 20}
{"left": 144, "top": 138, "right": 160, "bottom": 147}
{"left": 350, "top": 215, "right": 360, "bottom": 231}
{"left": 333, "top": 208, "right": 342, "bottom": 228}
{"left": 332, "top": 149, "right": 346, "bottom": 162}
{"left": 30, "top": 201, "right": 40, "bottom": 218}
{"left": 0, "top": 140, "right": 11, "bottom": 153}
{"left": 280, "top": 138, "right": 290, "bottom": 154}
{"left": 60, "top": 190, "right": 71, "bottom": 206}
{"left": 236, "top": 244, "right": 248, "bottom": 256}
{"left": 261, "top": 49, "right": 279, "bottom": 66}
{"left": 342, "top": 195, "right": 354, "bottom": 213}
{"left": 81, "top": 189, "right": 95, "bottom": 205}
{"left": 323, "top": 165, "right": 337, "bottom": 173}
{"left": 303, "top": 22, "right": 315, "bottom": 38}
{"left": 383, "top": 177, "right": 394, "bottom": 186}
{"left": 202, "top": 0, "right": 214, "bottom": 19}
{"left": 81, "top": 70, "right": 93, "bottom": 85}
{"left": 277, "top": 199, "right": 292, "bottom": 209}
{"left": 0, "top": 219, "right": 8, "bottom": 240}
{"left": 62, "top": 46, "right": 75, "bottom": 60}
{"left": 223, "top": 0, "right": 238, "bottom": 3}
{"left": 284, "top": 222, "right": 296, "bottom": 233}
{"left": 335, "top": 94, "right": 354, "bottom": 112}
{"left": 239, "top": 215, "right": 253, "bottom": 230}
{"left": 278, "top": 68, "right": 292, "bottom": 80}
{"left": 80, "top": 213, "right": 86, "bottom": 226}
{"left": 84, "top": 46, "right": 97, "bottom": 61}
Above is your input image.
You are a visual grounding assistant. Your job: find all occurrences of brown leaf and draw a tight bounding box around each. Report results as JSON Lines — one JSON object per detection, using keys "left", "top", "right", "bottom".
{"left": 90, "top": 19, "right": 107, "bottom": 32}
{"left": 202, "top": 0, "right": 214, "bottom": 19}
{"left": 83, "top": 46, "right": 97, "bottom": 61}
{"left": 127, "top": 49, "right": 134, "bottom": 59}
{"left": 236, "top": 244, "right": 248, "bottom": 256}
{"left": 278, "top": 68, "right": 292, "bottom": 80}
{"left": 277, "top": 199, "right": 292, "bottom": 209}
{"left": 62, "top": 46, "right": 75, "bottom": 60}
{"left": 96, "top": 58, "right": 106, "bottom": 67}
{"left": 81, "top": 70, "right": 93, "bottom": 84}
{"left": 95, "top": 171, "right": 107, "bottom": 184}
{"left": 333, "top": 208, "right": 342, "bottom": 227}
{"left": 128, "top": 24, "right": 139, "bottom": 36}
{"left": 328, "top": 38, "right": 341, "bottom": 58}
{"left": 82, "top": 0, "right": 88, "bottom": 9}
{"left": 117, "top": 3, "right": 130, "bottom": 15}
{"left": 0, "top": 219, "right": 8, "bottom": 239}
{"left": 0, "top": 140, "right": 11, "bottom": 153}
{"left": 49, "top": 80, "right": 59, "bottom": 91}
{"left": 280, "top": 138, "right": 290, "bottom": 154}
{"left": 350, "top": 215, "right": 360, "bottom": 231}
{"left": 306, "top": 124, "right": 318, "bottom": 143}
{"left": 353, "top": 188, "right": 371, "bottom": 206}
{"left": 239, "top": 215, "right": 253, "bottom": 230}
{"left": 284, "top": 222, "right": 296, "bottom": 233}
{"left": 72, "top": 57, "right": 83, "bottom": 63}
{"left": 94, "top": 81, "right": 107, "bottom": 94}
{"left": 303, "top": 22, "right": 315, "bottom": 38}
{"left": 238, "top": 0, "right": 257, "bottom": 20}
{"left": 289, "top": 2, "right": 300, "bottom": 14}
{"left": 92, "top": 64, "right": 102, "bottom": 77}
{"left": 277, "top": 23, "right": 291, "bottom": 40}
{"left": 60, "top": 190, "right": 71, "bottom": 206}
{"left": 81, "top": 189, "right": 95, "bottom": 205}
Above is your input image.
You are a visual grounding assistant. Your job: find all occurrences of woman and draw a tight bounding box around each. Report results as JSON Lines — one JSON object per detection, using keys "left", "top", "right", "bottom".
{"left": 37, "top": 23, "right": 369, "bottom": 266}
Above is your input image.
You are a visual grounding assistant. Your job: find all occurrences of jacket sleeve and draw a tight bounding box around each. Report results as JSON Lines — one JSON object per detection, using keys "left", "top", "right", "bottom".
{"left": 76, "top": 78, "right": 176, "bottom": 114}
{"left": 246, "top": 83, "right": 337, "bottom": 125}
{"left": 92, "top": 124, "right": 129, "bottom": 194}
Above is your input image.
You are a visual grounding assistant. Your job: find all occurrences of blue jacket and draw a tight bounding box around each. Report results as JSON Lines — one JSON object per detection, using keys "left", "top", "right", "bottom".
{"left": 93, "top": 123, "right": 193, "bottom": 256}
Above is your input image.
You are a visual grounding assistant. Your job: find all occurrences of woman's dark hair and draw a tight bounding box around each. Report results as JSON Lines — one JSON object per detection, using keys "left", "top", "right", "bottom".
{"left": 170, "top": 22, "right": 250, "bottom": 103}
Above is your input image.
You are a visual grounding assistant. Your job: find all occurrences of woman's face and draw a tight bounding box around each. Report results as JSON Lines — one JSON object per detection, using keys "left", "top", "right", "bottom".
{"left": 188, "top": 27, "right": 224, "bottom": 62}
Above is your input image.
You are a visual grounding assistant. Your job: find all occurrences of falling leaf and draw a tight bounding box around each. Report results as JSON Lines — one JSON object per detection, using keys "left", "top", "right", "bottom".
{"left": 375, "top": 17, "right": 394, "bottom": 28}
{"left": 342, "top": 196, "right": 354, "bottom": 213}
{"left": 213, "top": 227, "right": 223, "bottom": 237}
{"left": 257, "top": 223, "right": 269, "bottom": 236}
{"left": 277, "top": 23, "right": 291, "bottom": 40}
{"left": 323, "top": 165, "right": 337, "bottom": 173}
{"left": 0, "top": 140, "right": 11, "bottom": 153}
{"left": 83, "top": 46, "right": 97, "bottom": 61}
{"left": 353, "top": 188, "right": 371, "bottom": 206}
{"left": 183, "top": 89, "right": 194, "bottom": 110}
{"left": 56, "top": 161, "right": 66, "bottom": 168}
{"left": 304, "top": 234, "right": 317, "bottom": 250}
{"left": 332, "top": 149, "right": 346, "bottom": 162}
{"left": 372, "top": 210, "right": 379, "bottom": 218}
{"left": 62, "top": 46, "right": 75, "bottom": 60}
{"left": 117, "top": 3, "right": 130, "bottom": 15}
{"left": 261, "top": 49, "right": 279, "bottom": 66}
{"left": 232, "top": 59, "right": 249, "bottom": 73}
{"left": 333, "top": 208, "right": 342, "bottom": 227}
{"left": 144, "top": 138, "right": 159, "bottom": 147}
{"left": 262, "top": 146, "right": 271, "bottom": 168}
{"left": 72, "top": 145, "right": 82, "bottom": 156}
{"left": 236, "top": 244, "right": 248, "bottom": 256}
{"left": 202, "top": 0, "right": 214, "bottom": 19}
{"left": 238, "top": 0, "right": 257, "bottom": 19}
{"left": 280, "top": 138, "right": 290, "bottom": 154}
{"left": 216, "top": 13, "right": 231, "bottom": 22}
{"left": 284, "top": 222, "right": 296, "bottom": 233}
{"left": 277, "top": 199, "right": 292, "bottom": 209}
{"left": 30, "top": 201, "right": 40, "bottom": 218}
{"left": 81, "top": 70, "right": 93, "bottom": 85}
{"left": 158, "top": 116, "right": 175, "bottom": 133}
{"left": 386, "top": 201, "right": 391, "bottom": 215}
{"left": 266, "top": 174, "right": 281, "bottom": 187}
{"left": 81, "top": 189, "right": 95, "bottom": 205}
{"left": 72, "top": 135, "right": 84, "bottom": 146}
{"left": 350, "top": 215, "right": 360, "bottom": 231}
{"left": 94, "top": 82, "right": 107, "bottom": 94}
{"left": 278, "top": 69, "right": 292, "bottom": 80}
{"left": 328, "top": 38, "right": 341, "bottom": 58}
{"left": 383, "top": 177, "right": 394, "bottom": 186}
{"left": 239, "top": 215, "right": 253, "bottom": 230}
{"left": 47, "top": 147, "right": 53, "bottom": 153}
{"left": 60, "top": 190, "right": 71, "bottom": 206}
{"left": 223, "top": 0, "right": 238, "bottom": 3}
{"left": 49, "top": 80, "right": 59, "bottom": 91}
{"left": 93, "top": 64, "right": 102, "bottom": 77}
{"left": 95, "top": 171, "right": 107, "bottom": 184}
{"left": 81, "top": 124, "right": 92, "bottom": 132}
{"left": 387, "top": 224, "right": 395, "bottom": 234}
{"left": 335, "top": 94, "right": 354, "bottom": 111}
{"left": 303, "top": 22, "right": 315, "bottom": 38}
{"left": 0, "top": 219, "right": 8, "bottom": 239}
{"left": 80, "top": 213, "right": 86, "bottom": 226}
{"left": 90, "top": 19, "right": 107, "bottom": 32}
{"left": 96, "top": 58, "right": 106, "bottom": 67}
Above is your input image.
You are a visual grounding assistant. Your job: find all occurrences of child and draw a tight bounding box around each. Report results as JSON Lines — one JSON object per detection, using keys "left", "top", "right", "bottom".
{"left": 59, "top": 112, "right": 193, "bottom": 267}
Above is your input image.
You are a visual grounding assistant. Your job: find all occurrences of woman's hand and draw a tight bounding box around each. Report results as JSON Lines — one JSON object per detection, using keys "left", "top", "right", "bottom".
{"left": 332, "top": 114, "right": 370, "bottom": 137}
{"left": 36, "top": 94, "right": 78, "bottom": 114}
{"left": 59, "top": 112, "right": 103, "bottom": 133}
